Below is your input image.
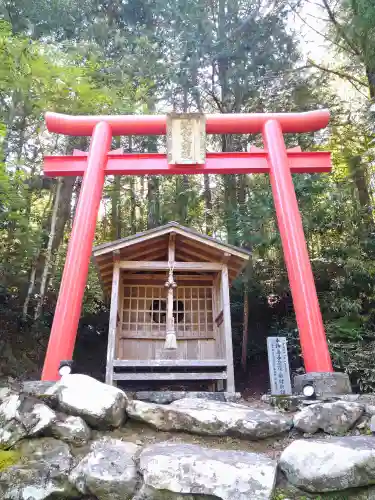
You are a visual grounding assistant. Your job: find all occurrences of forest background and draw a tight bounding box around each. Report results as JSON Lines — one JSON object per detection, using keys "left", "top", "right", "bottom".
{"left": 1, "top": 0, "right": 375, "bottom": 392}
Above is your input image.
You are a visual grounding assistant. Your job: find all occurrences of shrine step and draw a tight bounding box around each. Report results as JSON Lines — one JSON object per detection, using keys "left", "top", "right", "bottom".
{"left": 113, "top": 359, "right": 227, "bottom": 368}
{"left": 112, "top": 371, "right": 227, "bottom": 381}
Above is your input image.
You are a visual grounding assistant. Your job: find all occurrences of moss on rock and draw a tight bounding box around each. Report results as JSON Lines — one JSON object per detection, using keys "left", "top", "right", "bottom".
{"left": 0, "top": 450, "right": 20, "bottom": 471}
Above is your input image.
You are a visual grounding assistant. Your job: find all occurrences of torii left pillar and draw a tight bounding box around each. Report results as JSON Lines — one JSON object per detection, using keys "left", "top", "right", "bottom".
{"left": 41, "top": 110, "right": 352, "bottom": 396}
{"left": 41, "top": 121, "right": 112, "bottom": 380}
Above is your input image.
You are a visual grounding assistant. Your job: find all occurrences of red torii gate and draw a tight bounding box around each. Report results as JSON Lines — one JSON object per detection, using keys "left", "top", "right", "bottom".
{"left": 41, "top": 109, "right": 334, "bottom": 381}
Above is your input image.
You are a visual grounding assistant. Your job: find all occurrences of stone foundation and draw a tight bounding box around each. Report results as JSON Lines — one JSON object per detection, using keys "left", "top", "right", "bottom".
{"left": 293, "top": 371, "right": 352, "bottom": 396}
{"left": 1, "top": 374, "right": 375, "bottom": 500}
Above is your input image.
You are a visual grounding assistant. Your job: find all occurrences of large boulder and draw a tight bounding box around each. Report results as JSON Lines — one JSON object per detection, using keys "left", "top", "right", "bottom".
{"left": 69, "top": 438, "right": 139, "bottom": 500}
{"left": 127, "top": 398, "right": 291, "bottom": 439}
{"left": 279, "top": 436, "right": 375, "bottom": 492}
{"left": 0, "top": 438, "right": 78, "bottom": 499}
{"left": 0, "top": 387, "right": 13, "bottom": 403}
{"left": 46, "top": 374, "right": 128, "bottom": 429}
{"left": 138, "top": 442, "right": 277, "bottom": 500}
{"left": 0, "top": 394, "right": 56, "bottom": 449}
{"left": 293, "top": 401, "right": 364, "bottom": 435}
{"left": 50, "top": 414, "right": 91, "bottom": 446}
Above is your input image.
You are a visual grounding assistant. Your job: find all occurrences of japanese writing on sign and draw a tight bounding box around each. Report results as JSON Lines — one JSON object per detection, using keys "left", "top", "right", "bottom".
{"left": 266, "top": 336, "right": 292, "bottom": 395}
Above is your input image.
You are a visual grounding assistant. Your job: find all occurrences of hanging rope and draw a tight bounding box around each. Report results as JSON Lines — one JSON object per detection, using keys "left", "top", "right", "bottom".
{"left": 164, "top": 260, "right": 177, "bottom": 349}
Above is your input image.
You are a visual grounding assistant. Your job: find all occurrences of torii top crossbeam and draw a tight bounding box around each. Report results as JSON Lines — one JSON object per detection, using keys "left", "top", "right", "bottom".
{"left": 46, "top": 109, "right": 329, "bottom": 135}
{"left": 41, "top": 109, "right": 334, "bottom": 384}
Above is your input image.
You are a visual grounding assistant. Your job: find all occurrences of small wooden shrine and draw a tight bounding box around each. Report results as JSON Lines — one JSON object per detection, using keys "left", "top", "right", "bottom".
{"left": 92, "top": 222, "right": 250, "bottom": 392}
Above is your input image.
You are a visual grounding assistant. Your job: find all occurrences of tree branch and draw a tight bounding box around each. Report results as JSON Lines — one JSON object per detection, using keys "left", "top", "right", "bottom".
{"left": 287, "top": 1, "right": 353, "bottom": 55}
{"left": 308, "top": 59, "right": 367, "bottom": 87}
{"left": 320, "top": 0, "right": 362, "bottom": 59}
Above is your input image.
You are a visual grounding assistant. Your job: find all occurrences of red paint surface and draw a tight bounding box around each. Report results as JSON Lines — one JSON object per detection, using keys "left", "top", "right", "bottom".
{"left": 262, "top": 120, "right": 333, "bottom": 373}
{"left": 45, "top": 109, "right": 330, "bottom": 136}
{"left": 44, "top": 151, "right": 332, "bottom": 177}
{"left": 41, "top": 122, "right": 112, "bottom": 381}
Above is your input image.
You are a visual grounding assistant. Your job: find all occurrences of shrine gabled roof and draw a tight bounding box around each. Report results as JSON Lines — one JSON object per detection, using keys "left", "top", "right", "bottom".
{"left": 92, "top": 222, "right": 251, "bottom": 293}
{"left": 93, "top": 221, "right": 251, "bottom": 259}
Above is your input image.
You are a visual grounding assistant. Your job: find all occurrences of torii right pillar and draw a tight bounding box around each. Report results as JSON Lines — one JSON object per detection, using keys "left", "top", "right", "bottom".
{"left": 262, "top": 120, "right": 351, "bottom": 396}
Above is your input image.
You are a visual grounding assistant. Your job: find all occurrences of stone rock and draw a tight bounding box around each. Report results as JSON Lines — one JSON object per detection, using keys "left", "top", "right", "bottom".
{"left": 21, "top": 380, "right": 55, "bottom": 399}
{"left": 356, "top": 416, "right": 370, "bottom": 431}
{"left": 260, "top": 395, "right": 302, "bottom": 412}
{"left": 134, "top": 391, "right": 241, "bottom": 404}
{"left": 127, "top": 398, "right": 291, "bottom": 439}
{"left": 69, "top": 438, "right": 139, "bottom": 500}
{"left": 279, "top": 435, "right": 375, "bottom": 492}
{"left": 46, "top": 374, "right": 128, "bottom": 429}
{"left": 139, "top": 442, "right": 277, "bottom": 500}
{"left": 293, "top": 400, "right": 363, "bottom": 434}
{"left": 370, "top": 415, "right": 375, "bottom": 433}
{"left": 133, "top": 485, "right": 197, "bottom": 500}
{"left": 135, "top": 391, "right": 187, "bottom": 404}
{"left": 0, "top": 437, "right": 78, "bottom": 499}
{"left": 0, "top": 387, "right": 13, "bottom": 403}
{"left": 50, "top": 414, "right": 91, "bottom": 446}
{"left": 0, "top": 394, "right": 56, "bottom": 449}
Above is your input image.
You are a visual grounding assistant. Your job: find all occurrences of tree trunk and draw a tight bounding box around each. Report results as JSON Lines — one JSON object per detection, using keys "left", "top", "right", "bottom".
{"left": 22, "top": 265, "right": 37, "bottom": 321}
{"left": 111, "top": 175, "right": 122, "bottom": 240}
{"left": 147, "top": 175, "right": 160, "bottom": 229}
{"left": 139, "top": 175, "right": 146, "bottom": 230}
{"left": 191, "top": 65, "right": 213, "bottom": 235}
{"left": 147, "top": 109, "right": 160, "bottom": 228}
{"left": 203, "top": 174, "right": 213, "bottom": 235}
{"left": 365, "top": 65, "right": 375, "bottom": 100}
{"left": 241, "top": 288, "right": 249, "bottom": 371}
{"left": 217, "top": 0, "right": 239, "bottom": 245}
{"left": 111, "top": 137, "right": 122, "bottom": 239}
{"left": 34, "top": 178, "right": 62, "bottom": 320}
{"left": 348, "top": 155, "right": 374, "bottom": 231}
{"left": 129, "top": 176, "right": 137, "bottom": 234}
{"left": 53, "top": 177, "right": 76, "bottom": 252}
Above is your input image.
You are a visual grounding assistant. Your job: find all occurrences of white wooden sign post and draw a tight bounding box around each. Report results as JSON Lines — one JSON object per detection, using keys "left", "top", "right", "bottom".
{"left": 267, "top": 336, "right": 292, "bottom": 395}
{"left": 166, "top": 112, "right": 206, "bottom": 165}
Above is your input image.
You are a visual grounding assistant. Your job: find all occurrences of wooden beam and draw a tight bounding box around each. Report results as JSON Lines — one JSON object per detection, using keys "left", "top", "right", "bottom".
{"left": 177, "top": 241, "right": 239, "bottom": 274}
{"left": 113, "top": 249, "right": 121, "bottom": 262}
{"left": 121, "top": 274, "right": 214, "bottom": 282}
{"left": 122, "top": 279, "right": 213, "bottom": 287}
{"left": 221, "top": 265, "right": 235, "bottom": 393}
{"left": 95, "top": 237, "right": 167, "bottom": 266}
{"left": 178, "top": 235, "right": 249, "bottom": 262}
{"left": 215, "top": 310, "right": 224, "bottom": 327}
{"left": 166, "top": 233, "right": 176, "bottom": 334}
{"left": 113, "top": 359, "right": 227, "bottom": 367}
{"left": 168, "top": 232, "right": 176, "bottom": 261}
{"left": 90, "top": 256, "right": 110, "bottom": 304}
{"left": 119, "top": 261, "right": 224, "bottom": 271}
{"left": 120, "top": 332, "right": 214, "bottom": 340}
{"left": 172, "top": 227, "right": 250, "bottom": 260}
{"left": 93, "top": 225, "right": 250, "bottom": 261}
{"left": 112, "top": 371, "right": 227, "bottom": 381}
{"left": 106, "top": 262, "right": 120, "bottom": 385}
{"left": 127, "top": 244, "right": 168, "bottom": 261}
{"left": 221, "top": 252, "right": 231, "bottom": 264}
{"left": 99, "top": 243, "right": 167, "bottom": 273}
{"left": 93, "top": 231, "right": 170, "bottom": 256}
{"left": 176, "top": 248, "right": 212, "bottom": 263}
{"left": 178, "top": 237, "right": 222, "bottom": 260}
